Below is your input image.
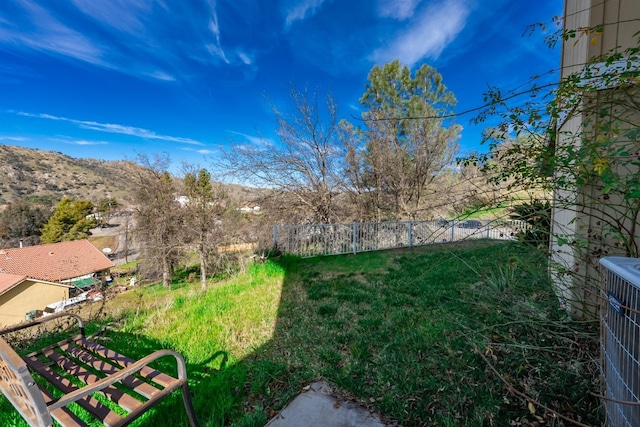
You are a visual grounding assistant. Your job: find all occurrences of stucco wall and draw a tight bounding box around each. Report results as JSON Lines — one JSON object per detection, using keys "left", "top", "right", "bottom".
{"left": 0, "top": 281, "right": 70, "bottom": 327}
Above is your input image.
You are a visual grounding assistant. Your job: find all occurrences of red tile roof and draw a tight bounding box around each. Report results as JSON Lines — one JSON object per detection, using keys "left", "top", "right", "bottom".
{"left": 0, "top": 240, "right": 115, "bottom": 282}
{"left": 0, "top": 273, "right": 26, "bottom": 295}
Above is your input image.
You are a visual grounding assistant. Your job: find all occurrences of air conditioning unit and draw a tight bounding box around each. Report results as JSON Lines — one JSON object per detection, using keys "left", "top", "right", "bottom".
{"left": 600, "top": 257, "right": 640, "bottom": 426}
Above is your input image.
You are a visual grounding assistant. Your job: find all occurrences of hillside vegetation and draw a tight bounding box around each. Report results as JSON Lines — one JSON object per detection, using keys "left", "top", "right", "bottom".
{"left": 0, "top": 145, "right": 145, "bottom": 206}
{"left": 0, "top": 144, "right": 263, "bottom": 208}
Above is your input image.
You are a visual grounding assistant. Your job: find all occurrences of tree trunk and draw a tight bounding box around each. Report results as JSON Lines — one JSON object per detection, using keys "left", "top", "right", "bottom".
{"left": 199, "top": 247, "right": 207, "bottom": 291}
{"left": 162, "top": 257, "right": 171, "bottom": 288}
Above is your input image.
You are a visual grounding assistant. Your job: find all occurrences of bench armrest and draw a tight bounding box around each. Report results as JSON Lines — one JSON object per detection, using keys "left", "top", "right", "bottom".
{"left": 0, "top": 312, "right": 85, "bottom": 337}
{"left": 48, "top": 348, "right": 188, "bottom": 411}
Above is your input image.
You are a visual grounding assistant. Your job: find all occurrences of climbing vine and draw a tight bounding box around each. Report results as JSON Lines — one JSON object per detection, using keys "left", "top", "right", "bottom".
{"left": 466, "top": 24, "right": 640, "bottom": 314}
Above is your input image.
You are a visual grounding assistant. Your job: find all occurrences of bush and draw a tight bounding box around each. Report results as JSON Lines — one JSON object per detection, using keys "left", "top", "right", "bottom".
{"left": 510, "top": 200, "right": 551, "bottom": 249}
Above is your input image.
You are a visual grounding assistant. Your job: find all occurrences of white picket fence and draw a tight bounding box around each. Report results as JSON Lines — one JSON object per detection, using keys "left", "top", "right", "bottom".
{"left": 273, "top": 219, "right": 531, "bottom": 258}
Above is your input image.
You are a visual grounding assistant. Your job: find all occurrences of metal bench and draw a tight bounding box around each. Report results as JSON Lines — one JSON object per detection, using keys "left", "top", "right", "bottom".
{"left": 0, "top": 312, "right": 199, "bottom": 427}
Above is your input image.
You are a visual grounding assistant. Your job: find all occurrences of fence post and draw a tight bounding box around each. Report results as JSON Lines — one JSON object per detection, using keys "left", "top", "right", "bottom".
{"left": 353, "top": 222, "right": 357, "bottom": 254}
{"left": 486, "top": 220, "right": 491, "bottom": 238}
{"left": 273, "top": 225, "right": 277, "bottom": 249}
{"left": 408, "top": 221, "right": 413, "bottom": 247}
{"left": 451, "top": 220, "right": 455, "bottom": 242}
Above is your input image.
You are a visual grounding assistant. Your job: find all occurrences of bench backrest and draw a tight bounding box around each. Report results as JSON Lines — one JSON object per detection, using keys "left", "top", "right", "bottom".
{"left": 0, "top": 337, "right": 53, "bottom": 427}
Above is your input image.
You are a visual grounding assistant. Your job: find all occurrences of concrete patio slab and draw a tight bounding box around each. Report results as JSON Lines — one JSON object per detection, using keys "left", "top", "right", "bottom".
{"left": 265, "top": 380, "right": 388, "bottom": 427}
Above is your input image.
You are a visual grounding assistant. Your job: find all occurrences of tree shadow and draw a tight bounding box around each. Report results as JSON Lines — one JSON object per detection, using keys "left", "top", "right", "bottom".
{"left": 89, "top": 330, "right": 236, "bottom": 427}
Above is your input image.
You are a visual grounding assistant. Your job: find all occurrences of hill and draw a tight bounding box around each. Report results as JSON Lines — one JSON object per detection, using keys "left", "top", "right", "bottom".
{"left": 0, "top": 144, "right": 147, "bottom": 207}
{"left": 0, "top": 145, "right": 265, "bottom": 208}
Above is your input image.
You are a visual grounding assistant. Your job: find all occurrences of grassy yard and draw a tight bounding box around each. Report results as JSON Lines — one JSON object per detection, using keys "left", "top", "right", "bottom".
{"left": 0, "top": 240, "right": 602, "bottom": 426}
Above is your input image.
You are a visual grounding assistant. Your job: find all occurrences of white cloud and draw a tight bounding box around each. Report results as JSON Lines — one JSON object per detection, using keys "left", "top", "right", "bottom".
{"left": 70, "top": 0, "right": 150, "bottom": 36}
{"left": 50, "top": 137, "right": 109, "bottom": 146}
{"left": 0, "top": 136, "right": 28, "bottom": 142}
{"left": 0, "top": 0, "right": 104, "bottom": 66}
{"left": 0, "top": 1, "right": 259, "bottom": 85}
{"left": 238, "top": 51, "right": 252, "bottom": 65}
{"left": 145, "top": 70, "right": 177, "bottom": 81}
{"left": 73, "top": 140, "right": 108, "bottom": 145}
{"left": 206, "top": 1, "right": 229, "bottom": 63}
{"left": 206, "top": 43, "right": 229, "bottom": 64}
{"left": 284, "top": 0, "right": 327, "bottom": 28}
{"left": 378, "top": 0, "right": 421, "bottom": 20}
{"left": 183, "top": 147, "right": 216, "bottom": 155}
{"left": 371, "top": 0, "right": 471, "bottom": 66}
{"left": 229, "top": 130, "right": 274, "bottom": 147}
{"left": 209, "top": 17, "right": 220, "bottom": 37}
{"left": 17, "top": 112, "right": 205, "bottom": 146}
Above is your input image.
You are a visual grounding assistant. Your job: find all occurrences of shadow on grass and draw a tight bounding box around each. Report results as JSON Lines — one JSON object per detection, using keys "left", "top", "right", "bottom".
{"left": 91, "top": 331, "right": 236, "bottom": 427}
{"left": 0, "top": 240, "right": 603, "bottom": 426}
{"left": 240, "top": 241, "right": 602, "bottom": 426}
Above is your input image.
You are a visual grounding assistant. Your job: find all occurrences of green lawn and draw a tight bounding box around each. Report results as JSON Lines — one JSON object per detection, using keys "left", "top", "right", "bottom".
{"left": 0, "top": 241, "right": 602, "bottom": 426}
{"left": 458, "top": 202, "right": 511, "bottom": 219}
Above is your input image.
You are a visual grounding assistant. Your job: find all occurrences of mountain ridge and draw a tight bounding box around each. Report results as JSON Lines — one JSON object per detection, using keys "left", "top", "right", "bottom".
{"left": 0, "top": 144, "right": 151, "bottom": 207}
{"left": 0, "top": 144, "right": 265, "bottom": 209}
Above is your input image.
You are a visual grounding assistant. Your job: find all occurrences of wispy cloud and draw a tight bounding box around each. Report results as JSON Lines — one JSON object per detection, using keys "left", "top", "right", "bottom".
{"left": 206, "top": 43, "right": 229, "bottom": 64}
{"left": 0, "top": 136, "right": 28, "bottom": 142}
{"left": 284, "top": 0, "right": 327, "bottom": 28}
{"left": 72, "top": 139, "right": 109, "bottom": 145}
{"left": 371, "top": 0, "right": 471, "bottom": 66}
{"left": 17, "top": 112, "right": 205, "bottom": 146}
{"left": 237, "top": 50, "right": 252, "bottom": 65}
{"left": 206, "top": 0, "right": 229, "bottom": 63}
{"left": 229, "top": 130, "right": 275, "bottom": 147}
{"left": 0, "top": 0, "right": 255, "bottom": 84}
{"left": 70, "top": 0, "right": 149, "bottom": 36}
{"left": 145, "top": 70, "right": 177, "bottom": 82}
{"left": 50, "top": 137, "right": 109, "bottom": 146}
{"left": 378, "top": 0, "right": 421, "bottom": 20}
{"left": 0, "top": 0, "right": 104, "bottom": 66}
{"left": 182, "top": 147, "right": 217, "bottom": 155}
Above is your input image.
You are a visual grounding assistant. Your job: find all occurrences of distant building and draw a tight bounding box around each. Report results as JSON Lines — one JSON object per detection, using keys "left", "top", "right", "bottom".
{"left": 0, "top": 239, "right": 114, "bottom": 283}
{"left": 0, "top": 273, "right": 74, "bottom": 327}
{"left": 239, "top": 203, "right": 261, "bottom": 213}
{"left": 0, "top": 240, "right": 115, "bottom": 326}
{"left": 175, "top": 195, "right": 189, "bottom": 207}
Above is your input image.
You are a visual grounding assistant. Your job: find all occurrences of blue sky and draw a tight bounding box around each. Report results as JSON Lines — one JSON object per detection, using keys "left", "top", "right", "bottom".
{"left": 0, "top": 0, "right": 562, "bottom": 171}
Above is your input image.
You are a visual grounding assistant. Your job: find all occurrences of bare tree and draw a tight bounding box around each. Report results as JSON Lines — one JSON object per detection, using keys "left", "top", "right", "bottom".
{"left": 0, "top": 199, "right": 49, "bottom": 247}
{"left": 133, "top": 154, "right": 184, "bottom": 288}
{"left": 221, "top": 86, "right": 344, "bottom": 224}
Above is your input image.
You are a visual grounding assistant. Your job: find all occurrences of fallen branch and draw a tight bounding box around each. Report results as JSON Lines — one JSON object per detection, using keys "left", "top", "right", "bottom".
{"left": 589, "top": 391, "right": 640, "bottom": 406}
{"left": 473, "top": 344, "right": 592, "bottom": 427}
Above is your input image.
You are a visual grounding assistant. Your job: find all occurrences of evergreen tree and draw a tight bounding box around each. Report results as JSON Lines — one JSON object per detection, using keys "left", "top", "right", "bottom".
{"left": 184, "top": 168, "right": 226, "bottom": 290}
{"left": 348, "top": 60, "right": 461, "bottom": 220}
{"left": 40, "top": 197, "right": 97, "bottom": 243}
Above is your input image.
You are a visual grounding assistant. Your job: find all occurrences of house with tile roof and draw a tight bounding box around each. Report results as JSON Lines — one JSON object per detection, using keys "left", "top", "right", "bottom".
{"left": 0, "top": 273, "right": 75, "bottom": 327}
{"left": 0, "top": 240, "right": 115, "bottom": 327}
{"left": 0, "top": 239, "right": 114, "bottom": 284}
